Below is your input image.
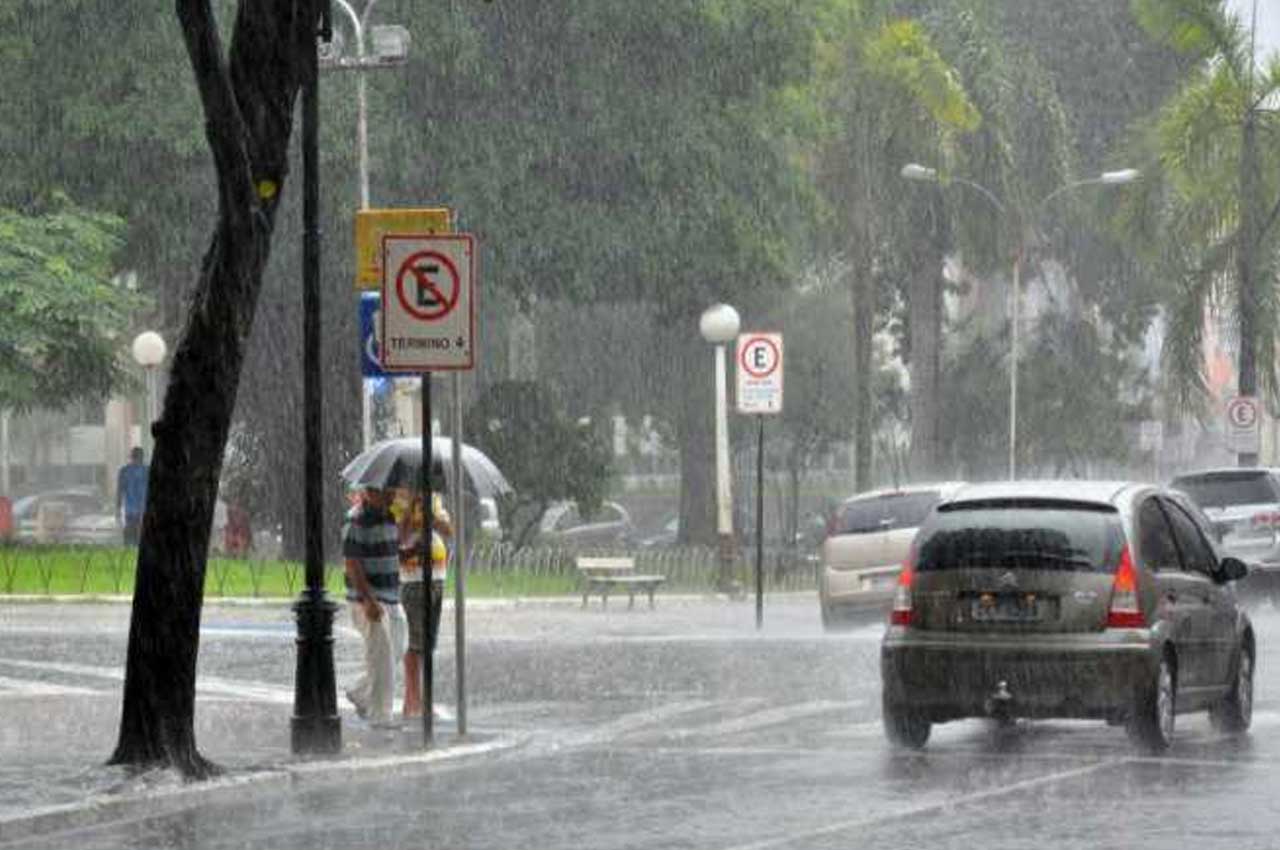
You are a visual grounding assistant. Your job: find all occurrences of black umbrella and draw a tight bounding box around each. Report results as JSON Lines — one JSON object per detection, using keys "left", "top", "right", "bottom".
{"left": 340, "top": 437, "right": 512, "bottom": 498}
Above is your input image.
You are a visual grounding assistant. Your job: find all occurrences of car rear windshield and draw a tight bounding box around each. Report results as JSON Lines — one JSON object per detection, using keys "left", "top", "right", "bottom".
{"left": 1172, "top": 472, "right": 1279, "bottom": 509}
{"left": 915, "top": 499, "right": 1124, "bottom": 573}
{"left": 834, "top": 492, "right": 941, "bottom": 535}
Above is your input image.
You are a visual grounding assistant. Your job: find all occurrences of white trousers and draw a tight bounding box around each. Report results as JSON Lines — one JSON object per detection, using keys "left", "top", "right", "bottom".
{"left": 347, "top": 600, "right": 395, "bottom": 723}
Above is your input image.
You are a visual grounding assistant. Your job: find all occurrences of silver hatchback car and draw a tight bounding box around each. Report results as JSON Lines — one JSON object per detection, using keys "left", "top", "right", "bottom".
{"left": 881, "top": 481, "right": 1253, "bottom": 753}
{"left": 1171, "top": 467, "right": 1280, "bottom": 605}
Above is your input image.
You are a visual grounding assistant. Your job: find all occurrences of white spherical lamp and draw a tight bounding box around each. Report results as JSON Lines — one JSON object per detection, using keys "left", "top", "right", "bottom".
{"left": 699, "top": 303, "right": 740, "bottom": 345}
{"left": 131, "top": 331, "right": 167, "bottom": 368}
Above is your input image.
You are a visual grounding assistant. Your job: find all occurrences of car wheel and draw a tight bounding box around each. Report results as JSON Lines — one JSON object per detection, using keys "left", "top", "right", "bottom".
{"left": 883, "top": 697, "right": 930, "bottom": 750}
{"left": 1210, "top": 643, "right": 1254, "bottom": 734}
{"left": 1128, "top": 652, "right": 1176, "bottom": 753}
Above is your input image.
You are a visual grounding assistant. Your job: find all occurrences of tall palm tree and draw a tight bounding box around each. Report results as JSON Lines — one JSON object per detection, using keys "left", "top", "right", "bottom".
{"left": 1122, "top": 0, "right": 1280, "bottom": 464}
{"left": 813, "top": 0, "right": 979, "bottom": 488}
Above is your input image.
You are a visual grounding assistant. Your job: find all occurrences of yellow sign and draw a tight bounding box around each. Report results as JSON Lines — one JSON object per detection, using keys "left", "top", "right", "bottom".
{"left": 354, "top": 208, "right": 452, "bottom": 290}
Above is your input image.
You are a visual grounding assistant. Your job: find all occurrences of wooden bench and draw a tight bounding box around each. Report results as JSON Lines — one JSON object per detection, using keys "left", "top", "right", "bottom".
{"left": 576, "top": 556, "right": 666, "bottom": 609}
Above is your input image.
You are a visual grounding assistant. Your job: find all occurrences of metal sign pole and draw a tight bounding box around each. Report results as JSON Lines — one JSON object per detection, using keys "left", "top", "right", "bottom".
{"left": 755, "top": 414, "right": 764, "bottom": 630}
{"left": 420, "top": 372, "right": 434, "bottom": 745}
{"left": 450, "top": 372, "right": 467, "bottom": 735}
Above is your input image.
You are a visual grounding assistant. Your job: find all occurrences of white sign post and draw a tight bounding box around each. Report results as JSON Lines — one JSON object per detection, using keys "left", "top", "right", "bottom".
{"left": 379, "top": 232, "right": 476, "bottom": 744}
{"left": 736, "top": 333, "right": 784, "bottom": 415}
{"left": 380, "top": 233, "right": 475, "bottom": 372}
{"left": 1226, "top": 396, "right": 1260, "bottom": 456}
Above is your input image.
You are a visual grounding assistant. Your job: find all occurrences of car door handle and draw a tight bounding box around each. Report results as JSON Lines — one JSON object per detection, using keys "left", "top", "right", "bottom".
{"left": 1164, "top": 590, "right": 1178, "bottom": 604}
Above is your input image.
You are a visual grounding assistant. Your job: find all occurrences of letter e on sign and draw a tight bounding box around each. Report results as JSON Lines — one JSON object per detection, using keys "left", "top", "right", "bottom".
{"left": 736, "top": 333, "right": 783, "bottom": 415}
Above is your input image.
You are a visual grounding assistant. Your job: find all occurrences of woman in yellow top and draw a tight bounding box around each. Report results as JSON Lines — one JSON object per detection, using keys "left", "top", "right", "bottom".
{"left": 397, "top": 491, "right": 453, "bottom": 718}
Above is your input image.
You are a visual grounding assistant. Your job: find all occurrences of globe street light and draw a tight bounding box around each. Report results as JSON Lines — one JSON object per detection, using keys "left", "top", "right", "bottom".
{"left": 700, "top": 303, "right": 740, "bottom": 591}
{"left": 901, "top": 163, "right": 1140, "bottom": 479}
{"left": 131, "top": 331, "right": 167, "bottom": 456}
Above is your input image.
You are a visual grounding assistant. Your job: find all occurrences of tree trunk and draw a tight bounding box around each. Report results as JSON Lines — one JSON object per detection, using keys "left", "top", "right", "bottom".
{"left": 850, "top": 266, "right": 874, "bottom": 493}
{"left": 1237, "top": 109, "right": 1260, "bottom": 467}
{"left": 109, "top": 0, "right": 315, "bottom": 778}
{"left": 677, "top": 332, "right": 717, "bottom": 546}
{"left": 908, "top": 264, "right": 941, "bottom": 481}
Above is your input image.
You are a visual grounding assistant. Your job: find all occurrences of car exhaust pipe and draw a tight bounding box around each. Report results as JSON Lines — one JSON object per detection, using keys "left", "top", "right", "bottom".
{"left": 985, "top": 679, "right": 1013, "bottom": 718}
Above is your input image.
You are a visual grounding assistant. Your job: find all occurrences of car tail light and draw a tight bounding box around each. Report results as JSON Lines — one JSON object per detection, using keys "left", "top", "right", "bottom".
{"left": 1106, "top": 546, "right": 1146, "bottom": 629}
{"left": 1251, "top": 511, "right": 1280, "bottom": 529}
{"left": 889, "top": 550, "right": 916, "bottom": 626}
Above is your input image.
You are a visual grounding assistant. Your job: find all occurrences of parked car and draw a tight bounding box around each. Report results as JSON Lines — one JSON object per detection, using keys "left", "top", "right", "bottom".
{"left": 635, "top": 515, "right": 679, "bottom": 549}
{"left": 881, "top": 480, "right": 1254, "bottom": 753}
{"left": 533, "top": 500, "right": 634, "bottom": 549}
{"left": 818, "top": 483, "right": 965, "bottom": 629}
{"left": 1170, "top": 467, "right": 1280, "bottom": 605}
{"left": 11, "top": 488, "right": 106, "bottom": 543}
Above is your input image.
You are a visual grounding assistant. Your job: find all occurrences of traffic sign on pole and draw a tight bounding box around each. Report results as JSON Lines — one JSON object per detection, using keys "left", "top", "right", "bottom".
{"left": 359, "top": 293, "right": 387, "bottom": 378}
{"left": 736, "top": 333, "right": 783, "bottom": 414}
{"left": 1226, "top": 396, "right": 1260, "bottom": 455}
{"left": 355, "top": 207, "right": 452, "bottom": 291}
{"left": 380, "top": 233, "right": 476, "bottom": 371}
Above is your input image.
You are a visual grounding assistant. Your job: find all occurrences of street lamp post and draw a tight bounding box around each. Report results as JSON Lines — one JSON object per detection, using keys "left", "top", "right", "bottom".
{"left": 322, "top": 0, "right": 411, "bottom": 452}
{"left": 700, "top": 303, "right": 741, "bottom": 592}
{"left": 900, "top": 163, "right": 1140, "bottom": 479}
{"left": 130, "top": 331, "right": 167, "bottom": 456}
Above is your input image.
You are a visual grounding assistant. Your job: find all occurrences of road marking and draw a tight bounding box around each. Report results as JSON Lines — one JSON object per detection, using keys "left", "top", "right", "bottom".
{"left": 714, "top": 759, "right": 1125, "bottom": 850}
{"left": 640, "top": 700, "right": 862, "bottom": 742}
{"left": 0, "top": 658, "right": 295, "bottom": 704}
{"left": 0, "top": 675, "right": 100, "bottom": 697}
{"left": 551, "top": 699, "right": 722, "bottom": 749}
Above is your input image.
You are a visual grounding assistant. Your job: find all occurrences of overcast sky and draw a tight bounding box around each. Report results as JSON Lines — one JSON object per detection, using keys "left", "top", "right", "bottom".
{"left": 1225, "top": 0, "right": 1280, "bottom": 62}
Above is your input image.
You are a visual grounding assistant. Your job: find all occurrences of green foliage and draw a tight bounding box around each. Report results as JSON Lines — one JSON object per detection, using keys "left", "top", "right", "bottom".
{"left": 1117, "top": 0, "right": 1280, "bottom": 407}
{"left": 0, "top": 198, "right": 143, "bottom": 410}
{"left": 464, "top": 380, "right": 613, "bottom": 548}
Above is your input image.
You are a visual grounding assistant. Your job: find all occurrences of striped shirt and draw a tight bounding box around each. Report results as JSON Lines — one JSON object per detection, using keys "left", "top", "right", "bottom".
{"left": 342, "top": 503, "right": 400, "bottom": 604}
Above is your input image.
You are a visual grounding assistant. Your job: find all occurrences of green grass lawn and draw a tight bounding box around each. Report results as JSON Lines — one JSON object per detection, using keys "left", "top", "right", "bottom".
{"left": 0, "top": 545, "right": 578, "bottom": 599}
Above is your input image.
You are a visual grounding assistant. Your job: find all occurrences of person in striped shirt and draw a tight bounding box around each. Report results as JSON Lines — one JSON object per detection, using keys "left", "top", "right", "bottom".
{"left": 342, "top": 485, "right": 401, "bottom": 728}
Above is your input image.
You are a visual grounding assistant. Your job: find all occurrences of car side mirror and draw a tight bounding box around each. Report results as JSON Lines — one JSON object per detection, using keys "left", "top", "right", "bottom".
{"left": 1215, "top": 556, "right": 1249, "bottom": 584}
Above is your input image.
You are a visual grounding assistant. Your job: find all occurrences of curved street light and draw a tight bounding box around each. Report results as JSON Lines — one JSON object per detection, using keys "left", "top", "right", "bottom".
{"left": 700, "top": 303, "right": 740, "bottom": 591}
{"left": 901, "top": 163, "right": 1141, "bottom": 479}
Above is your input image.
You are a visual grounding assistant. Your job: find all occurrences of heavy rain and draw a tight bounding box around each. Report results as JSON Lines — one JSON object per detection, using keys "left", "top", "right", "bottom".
{"left": 3, "top": 1, "right": 1280, "bottom": 849}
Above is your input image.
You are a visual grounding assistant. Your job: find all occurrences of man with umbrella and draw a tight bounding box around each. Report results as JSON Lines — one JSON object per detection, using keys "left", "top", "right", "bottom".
{"left": 341, "top": 483, "right": 402, "bottom": 728}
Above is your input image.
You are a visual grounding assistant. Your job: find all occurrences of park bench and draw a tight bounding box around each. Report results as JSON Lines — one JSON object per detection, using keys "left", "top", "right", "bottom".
{"left": 576, "top": 556, "right": 666, "bottom": 609}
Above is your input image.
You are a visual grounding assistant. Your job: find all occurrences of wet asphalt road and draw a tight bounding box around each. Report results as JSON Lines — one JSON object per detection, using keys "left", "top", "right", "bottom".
{"left": 2, "top": 596, "right": 1280, "bottom": 850}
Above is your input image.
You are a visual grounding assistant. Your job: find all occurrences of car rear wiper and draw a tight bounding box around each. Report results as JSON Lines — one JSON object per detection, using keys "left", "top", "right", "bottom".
{"left": 997, "top": 550, "right": 1094, "bottom": 570}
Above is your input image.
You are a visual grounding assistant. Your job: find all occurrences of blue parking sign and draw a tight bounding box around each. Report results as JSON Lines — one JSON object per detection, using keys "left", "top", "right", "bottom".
{"left": 360, "top": 293, "right": 386, "bottom": 378}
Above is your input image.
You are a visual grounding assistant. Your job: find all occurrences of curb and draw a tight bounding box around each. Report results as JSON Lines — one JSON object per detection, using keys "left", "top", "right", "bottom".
{"left": 0, "top": 592, "right": 810, "bottom": 609}
{"left": 0, "top": 734, "right": 527, "bottom": 845}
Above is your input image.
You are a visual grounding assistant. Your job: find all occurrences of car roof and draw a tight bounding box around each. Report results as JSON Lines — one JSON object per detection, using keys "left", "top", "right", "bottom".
{"left": 838, "top": 481, "right": 967, "bottom": 505}
{"left": 944, "top": 480, "right": 1136, "bottom": 508}
{"left": 1170, "top": 467, "right": 1279, "bottom": 480}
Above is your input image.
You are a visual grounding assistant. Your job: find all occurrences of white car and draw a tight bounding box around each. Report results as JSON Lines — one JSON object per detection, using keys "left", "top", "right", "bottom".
{"left": 818, "top": 482, "right": 965, "bottom": 629}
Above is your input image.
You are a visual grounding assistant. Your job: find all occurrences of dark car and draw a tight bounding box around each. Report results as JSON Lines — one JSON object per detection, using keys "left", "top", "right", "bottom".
{"left": 881, "top": 480, "right": 1254, "bottom": 753}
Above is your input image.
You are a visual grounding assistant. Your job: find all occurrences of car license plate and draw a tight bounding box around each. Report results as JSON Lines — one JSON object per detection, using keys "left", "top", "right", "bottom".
{"left": 971, "top": 594, "right": 1042, "bottom": 623}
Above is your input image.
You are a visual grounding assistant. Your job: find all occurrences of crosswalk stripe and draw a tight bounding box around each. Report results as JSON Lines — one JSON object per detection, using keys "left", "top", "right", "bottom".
{"left": 0, "top": 675, "right": 100, "bottom": 697}
{"left": 0, "top": 658, "right": 294, "bottom": 704}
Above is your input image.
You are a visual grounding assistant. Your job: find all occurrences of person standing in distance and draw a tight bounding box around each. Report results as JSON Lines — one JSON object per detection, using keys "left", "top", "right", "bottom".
{"left": 342, "top": 485, "right": 402, "bottom": 728}
{"left": 116, "top": 447, "right": 148, "bottom": 546}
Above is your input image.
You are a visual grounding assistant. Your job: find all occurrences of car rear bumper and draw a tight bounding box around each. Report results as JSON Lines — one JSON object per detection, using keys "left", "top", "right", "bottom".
{"left": 821, "top": 566, "right": 897, "bottom": 622}
{"left": 881, "top": 630, "right": 1157, "bottom": 722}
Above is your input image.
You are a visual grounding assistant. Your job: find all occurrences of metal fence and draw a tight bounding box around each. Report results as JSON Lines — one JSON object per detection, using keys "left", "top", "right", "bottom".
{"left": 0, "top": 541, "right": 819, "bottom": 598}
{"left": 467, "top": 541, "right": 819, "bottom": 593}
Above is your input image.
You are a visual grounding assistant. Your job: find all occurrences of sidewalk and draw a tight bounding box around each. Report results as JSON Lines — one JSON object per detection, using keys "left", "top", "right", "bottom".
{"left": 0, "top": 692, "right": 525, "bottom": 845}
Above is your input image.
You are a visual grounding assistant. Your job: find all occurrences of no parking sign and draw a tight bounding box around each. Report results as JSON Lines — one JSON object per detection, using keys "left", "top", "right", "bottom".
{"left": 736, "top": 333, "right": 783, "bottom": 414}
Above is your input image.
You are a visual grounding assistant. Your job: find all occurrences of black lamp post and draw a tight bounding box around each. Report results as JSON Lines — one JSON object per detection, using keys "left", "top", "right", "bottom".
{"left": 292, "top": 0, "right": 342, "bottom": 756}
